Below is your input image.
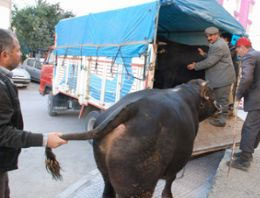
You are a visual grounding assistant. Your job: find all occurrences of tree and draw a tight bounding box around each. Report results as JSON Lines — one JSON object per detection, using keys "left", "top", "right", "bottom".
{"left": 11, "top": 0, "right": 74, "bottom": 58}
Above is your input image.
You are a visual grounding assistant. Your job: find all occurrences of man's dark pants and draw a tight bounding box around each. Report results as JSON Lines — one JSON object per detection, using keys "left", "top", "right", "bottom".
{"left": 0, "top": 171, "right": 10, "bottom": 198}
{"left": 213, "top": 85, "right": 231, "bottom": 124}
{"left": 240, "top": 110, "right": 260, "bottom": 154}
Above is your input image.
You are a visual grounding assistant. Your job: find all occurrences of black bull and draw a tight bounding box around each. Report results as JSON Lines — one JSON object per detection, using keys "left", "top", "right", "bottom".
{"left": 45, "top": 79, "right": 218, "bottom": 198}
{"left": 154, "top": 40, "right": 208, "bottom": 89}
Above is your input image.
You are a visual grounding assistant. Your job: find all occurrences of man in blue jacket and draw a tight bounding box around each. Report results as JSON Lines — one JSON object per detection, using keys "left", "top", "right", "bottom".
{"left": 187, "top": 27, "right": 236, "bottom": 127}
{"left": 0, "top": 29, "right": 67, "bottom": 197}
{"left": 227, "top": 37, "right": 260, "bottom": 171}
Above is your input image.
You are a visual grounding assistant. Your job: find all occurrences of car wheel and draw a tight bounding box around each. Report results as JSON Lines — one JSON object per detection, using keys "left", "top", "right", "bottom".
{"left": 48, "top": 93, "right": 58, "bottom": 116}
{"left": 84, "top": 110, "right": 100, "bottom": 145}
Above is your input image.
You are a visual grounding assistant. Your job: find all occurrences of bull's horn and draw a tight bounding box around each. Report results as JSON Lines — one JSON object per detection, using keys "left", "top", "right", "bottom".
{"left": 158, "top": 41, "right": 167, "bottom": 45}
{"left": 204, "top": 95, "right": 209, "bottom": 100}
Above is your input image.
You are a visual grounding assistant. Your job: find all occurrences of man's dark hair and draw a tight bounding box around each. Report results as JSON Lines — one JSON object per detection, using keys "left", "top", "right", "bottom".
{"left": 0, "top": 28, "right": 16, "bottom": 54}
{"left": 221, "top": 32, "right": 232, "bottom": 43}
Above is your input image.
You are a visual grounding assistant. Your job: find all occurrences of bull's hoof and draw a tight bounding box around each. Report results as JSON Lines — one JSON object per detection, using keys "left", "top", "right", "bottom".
{"left": 102, "top": 192, "right": 116, "bottom": 198}
{"left": 162, "top": 192, "right": 173, "bottom": 198}
{"left": 162, "top": 195, "right": 173, "bottom": 198}
{"left": 102, "top": 196, "right": 116, "bottom": 198}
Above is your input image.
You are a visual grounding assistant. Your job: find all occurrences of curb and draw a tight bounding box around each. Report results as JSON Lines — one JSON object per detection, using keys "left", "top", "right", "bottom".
{"left": 56, "top": 169, "right": 100, "bottom": 198}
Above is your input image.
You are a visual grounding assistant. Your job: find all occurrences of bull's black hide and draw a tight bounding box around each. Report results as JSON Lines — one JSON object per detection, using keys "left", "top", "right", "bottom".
{"left": 45, "top": 79, "right": 217, "bottom": 198}
{"left": 154, "top": 39, "right": 208, "bottom": 89}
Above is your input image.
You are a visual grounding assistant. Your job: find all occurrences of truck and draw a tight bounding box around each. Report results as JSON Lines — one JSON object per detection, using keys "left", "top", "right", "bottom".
{"left": 44, "top": 0, "right": 245, "bottom": 155}
{"left": 40, "top": 47, "right": 81, "bottom": 116}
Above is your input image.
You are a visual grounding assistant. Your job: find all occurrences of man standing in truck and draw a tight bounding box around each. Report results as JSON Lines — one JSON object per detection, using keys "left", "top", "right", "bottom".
{"left": 187, "top": 26, "right": 236, "bottom": 127}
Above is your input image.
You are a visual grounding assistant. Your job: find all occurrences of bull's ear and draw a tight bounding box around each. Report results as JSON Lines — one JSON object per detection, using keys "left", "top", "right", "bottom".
{"left": 200, "top": 81, "right": 209, "bottom": 100}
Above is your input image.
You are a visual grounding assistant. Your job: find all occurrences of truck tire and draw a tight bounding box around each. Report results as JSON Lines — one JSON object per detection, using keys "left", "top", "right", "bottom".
{"left": 84, "top": 110, "right": 100, "bottom": 145}
{"left": 48, "top": 94, "right": 58, "bottom": 116}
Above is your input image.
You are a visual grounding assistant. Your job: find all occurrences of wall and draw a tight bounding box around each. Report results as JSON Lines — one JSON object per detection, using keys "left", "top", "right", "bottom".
{"left": 0, "top": 0, "right": 12, "bottom": 29}
{"left": 247, "top": 1, "right": 260, "bottom": 50}
{"left": 219, "top": 0, "right": 260, "bottom": 50}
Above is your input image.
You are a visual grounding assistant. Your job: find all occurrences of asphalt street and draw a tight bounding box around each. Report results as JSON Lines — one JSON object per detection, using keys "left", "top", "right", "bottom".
{"left": 9, "top": 83, "right": 97, "bottom": 198}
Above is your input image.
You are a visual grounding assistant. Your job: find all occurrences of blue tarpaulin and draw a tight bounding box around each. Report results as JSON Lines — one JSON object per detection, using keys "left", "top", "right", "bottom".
{"left": 55, "top": 0, "right": 245, "bottom": 57}
{"left": 158, "top": 0, "right": 245, "bottom": 45}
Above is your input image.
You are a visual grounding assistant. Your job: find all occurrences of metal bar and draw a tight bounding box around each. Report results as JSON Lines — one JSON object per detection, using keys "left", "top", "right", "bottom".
{"left": 55, "top": 40, "right": 152, "bottom": 50}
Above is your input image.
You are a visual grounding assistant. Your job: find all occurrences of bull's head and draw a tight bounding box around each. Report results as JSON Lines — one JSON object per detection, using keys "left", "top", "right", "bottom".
{"left": 197, "top": 80, "right": 220, "bottom": 121}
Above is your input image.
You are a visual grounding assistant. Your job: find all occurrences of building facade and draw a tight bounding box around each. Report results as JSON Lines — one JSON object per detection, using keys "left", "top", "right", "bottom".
{"left": 0, "top": 0, "right": 12, "bottom": 29}
{"left": 218, "top": 0, "right": 260, "bottom": 50}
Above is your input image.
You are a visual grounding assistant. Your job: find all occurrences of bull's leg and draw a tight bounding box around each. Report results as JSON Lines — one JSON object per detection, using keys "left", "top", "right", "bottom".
{"left": 102, "top": 180, "right": 115, "bottom": 198}
{"left": 117, "top": 189, "right": 154, "bottom": 198}
{"left": 114, "top": 180, "right": 156, "bottom": 198}
{"left": 94, "top": 160, "right": 116, "bottom": 198}
{"left": 161, "top": 175, "right": 176, "bottom": 198}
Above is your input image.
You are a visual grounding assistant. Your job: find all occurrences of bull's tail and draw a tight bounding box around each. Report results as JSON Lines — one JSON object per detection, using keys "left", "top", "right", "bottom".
{"left": 45, "top": 101, "right": 138, "bottom": 180}
{"left": 60, "top": 102, "right": 138, "bottom": 141}
{"left": 45, "top": 147, "right": 62, "bottom": 180}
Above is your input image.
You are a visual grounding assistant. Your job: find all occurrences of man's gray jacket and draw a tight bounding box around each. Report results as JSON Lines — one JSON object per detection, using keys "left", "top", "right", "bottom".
{"left": 195, "top": 38, "right": 236, "bottom": 88}
{"left": 236, "top": 48, "right": 260, "bottom": 111}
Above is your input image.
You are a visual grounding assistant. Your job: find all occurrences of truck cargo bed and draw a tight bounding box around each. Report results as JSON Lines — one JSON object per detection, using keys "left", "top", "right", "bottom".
{"left": 192, "top": 116, "right": 243, "bottom": 156}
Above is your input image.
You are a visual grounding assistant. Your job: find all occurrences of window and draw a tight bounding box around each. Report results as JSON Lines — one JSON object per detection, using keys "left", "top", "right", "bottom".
{"left": 35, "top": 61, "right": 42, "bottom": 69}
{"left": 27, "top": 59, "right": 35, "bottom": 67}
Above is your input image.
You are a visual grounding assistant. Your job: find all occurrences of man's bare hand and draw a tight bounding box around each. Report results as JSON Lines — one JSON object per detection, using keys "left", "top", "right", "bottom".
{"left": 234, "top": 98, "right": 241, "bottom": 108}
{"left": 47, "top": 132, "right": 67, "bottom": 148}
{"left": 198, "top": 48, "right": 206, "bottom": 57}
{"left": 187, "top": 62, "right": 196, "bottom": 70}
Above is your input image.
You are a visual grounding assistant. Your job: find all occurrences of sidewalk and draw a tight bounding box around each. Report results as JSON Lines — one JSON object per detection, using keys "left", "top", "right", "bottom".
{"left": 208, "top": 147, "right": 260, "bottom": 198}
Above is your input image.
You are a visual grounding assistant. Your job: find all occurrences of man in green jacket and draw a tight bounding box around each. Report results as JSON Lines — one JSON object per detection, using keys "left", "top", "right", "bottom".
{"left": 187, "top": 27, "right": 235, "bottom": 127}
{"left": 0, "top": 28, "right": 67, "bottom": 198}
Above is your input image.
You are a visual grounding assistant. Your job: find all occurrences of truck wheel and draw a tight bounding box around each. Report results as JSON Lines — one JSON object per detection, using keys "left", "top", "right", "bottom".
{"left": 48, "top": 94, "right": 58, "bottom": 116}
{"left": 85, "top": 110, "right": 100, "bottom": 145}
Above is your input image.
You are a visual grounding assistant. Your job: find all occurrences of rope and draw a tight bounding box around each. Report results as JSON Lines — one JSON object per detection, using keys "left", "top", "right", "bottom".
{"left": 110, "top": 47, "right": 121, "bottom": 75}
{"left": 227, "top": 62, "right": 242, "bottom": 176}
{"left": 119, "top": 48, "right": 148, "bottom": 81}
{"left": 227, "top": 100, "right": 240, "bottom": 177}
{"left": 95, "top": 47, "right": 100, "bottom": 70}
{"left": 61, "top": 48, "right": 68, "bottom": 67}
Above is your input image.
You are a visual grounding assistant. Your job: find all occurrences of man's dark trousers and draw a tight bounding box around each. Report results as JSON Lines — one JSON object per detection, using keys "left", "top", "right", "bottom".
{"left": 0, "top": 171, "right": 10, "bottom": 198}
{"left": 213, "top": 85, "right": 231, "bottom": 124}
{"left": 240, "top": 110, "right": 260, "bottom": 153}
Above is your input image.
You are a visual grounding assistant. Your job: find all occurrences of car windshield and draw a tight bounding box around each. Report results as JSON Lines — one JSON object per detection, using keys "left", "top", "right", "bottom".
{"left": 35, "top": 61, "right": 42, "bottom": 69}
{"left": 27, "top": 59, "right": 35, "bottom": 66}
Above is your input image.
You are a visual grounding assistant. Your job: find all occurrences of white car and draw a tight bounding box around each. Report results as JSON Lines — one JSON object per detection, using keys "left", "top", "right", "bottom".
{"left": 12, "top": 66, "right": 31, "bottom": 88}
{"left": 22, "top": 58, "right": 43, "bottom": 82}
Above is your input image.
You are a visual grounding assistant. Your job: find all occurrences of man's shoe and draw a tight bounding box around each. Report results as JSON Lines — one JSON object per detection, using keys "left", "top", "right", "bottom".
{"left": 209, "top": 119, "right": 226, "bottom": 127}
{"left": 233, "top": 152, "right": 253, "bottom": 162}
{"left": 226, "top": 158, "right": 251, "bottom": 171}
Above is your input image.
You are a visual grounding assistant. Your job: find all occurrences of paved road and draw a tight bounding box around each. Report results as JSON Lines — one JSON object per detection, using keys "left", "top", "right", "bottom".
{"left": 9, "top": 83, "right": 97, "bottom": 198}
